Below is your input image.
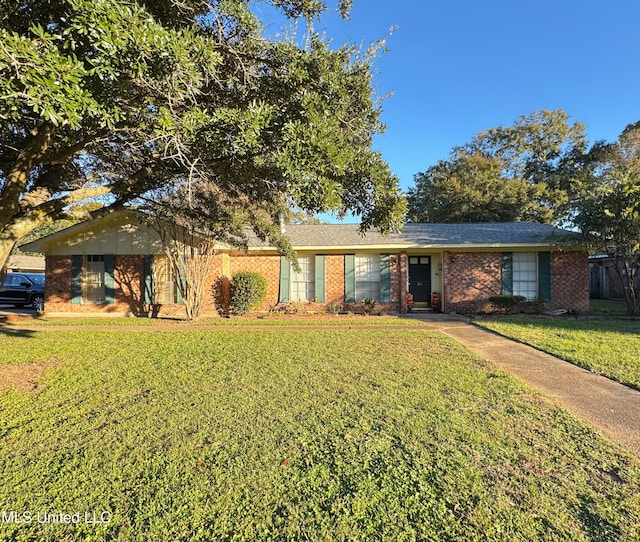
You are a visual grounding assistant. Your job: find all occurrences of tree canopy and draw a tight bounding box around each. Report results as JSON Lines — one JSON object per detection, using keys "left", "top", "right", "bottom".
{"left": 407, "top": 110, "right": 587, "bottom": 224}
{"left": 0, "top": 0, "right": 406, "bottom": 270}
{"left": 574, "top": 121, "right": 640, "bottom": 315}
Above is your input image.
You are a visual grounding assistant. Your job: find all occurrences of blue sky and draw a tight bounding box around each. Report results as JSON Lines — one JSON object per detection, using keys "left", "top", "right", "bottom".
{"left": 257, "top": 0, "right": 640, "bottom": 204}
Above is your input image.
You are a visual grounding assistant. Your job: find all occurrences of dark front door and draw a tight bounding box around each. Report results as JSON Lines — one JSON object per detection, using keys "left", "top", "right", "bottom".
{"left": 409, "top": 256, "right": 431, "bottom": 304}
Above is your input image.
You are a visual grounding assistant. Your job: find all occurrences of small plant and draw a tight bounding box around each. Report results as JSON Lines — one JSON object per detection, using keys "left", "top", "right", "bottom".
{"left": 328, "top": 301, "right": 343, "bottom": 315}
{"left": 230, "top": 271, "right": 267, "bottom": 315}
{"left": 362, "top": 298, "right": 376, "bottom": 315}
{"left": 290, "top": 301, "right": 307, "bottom": 314}
{"left": 489, "top": 295, "right": 526, "bottom": 314}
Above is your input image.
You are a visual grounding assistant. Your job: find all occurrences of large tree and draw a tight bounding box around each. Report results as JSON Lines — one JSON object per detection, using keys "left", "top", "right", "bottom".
{"left": 407, "top": 110, "right": 587, "bottom": 224}
{"left": 575, "top": 121, "right": 640, "bottom": 316}
{"left": 0, "top": 0, "right": 406, "bottom": 271}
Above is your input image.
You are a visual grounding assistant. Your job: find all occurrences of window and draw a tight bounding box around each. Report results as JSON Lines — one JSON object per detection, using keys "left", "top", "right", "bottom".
{"left": 290, "top": 256, "right": 315, "bottom": 302}
{"left": 153, "top": 255, "right": 179, "bottom": 304}
{"left": 71, "top": 255, "right": 114, "bottom": 304}
{"left": 355, "top": 254, "right": 380, "bottom": 301}
{"left": 84, "top": 255, "right": 105, "bottom": 303}
{"left": 279, "top": 255, "right": 325, "bottom": 304}
{"left": 512, "top": 252, "right": 538, "bottom": 300}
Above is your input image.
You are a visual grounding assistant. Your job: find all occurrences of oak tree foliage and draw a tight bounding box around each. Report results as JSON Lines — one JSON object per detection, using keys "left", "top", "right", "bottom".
{"left": 408, "top": 110, "right": 587, "bottom": 224}
{"left": 575, "top": 121, "right": 640, "bottom": 315}
{"left": 0, "top": 0, "right": 406, "bottom": 270}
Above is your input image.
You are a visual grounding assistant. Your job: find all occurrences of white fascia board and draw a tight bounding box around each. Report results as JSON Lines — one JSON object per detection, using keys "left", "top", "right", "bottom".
{"left": 237, "top": 242, "right": 562, "bottom": 253}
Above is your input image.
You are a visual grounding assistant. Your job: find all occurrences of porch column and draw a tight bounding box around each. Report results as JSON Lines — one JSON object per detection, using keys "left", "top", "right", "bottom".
{"left": 399, "top": 252, "right": 408, "bottom": 313}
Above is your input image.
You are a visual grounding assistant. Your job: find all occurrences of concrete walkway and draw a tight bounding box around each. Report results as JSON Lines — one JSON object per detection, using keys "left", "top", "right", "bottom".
{"left": 406, "top": 314, "right": 640, "bottom": 457}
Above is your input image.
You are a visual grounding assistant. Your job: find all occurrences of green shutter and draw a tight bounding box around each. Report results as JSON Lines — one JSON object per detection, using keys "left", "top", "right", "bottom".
{"left": 501, "top": 253, "right": 513, "bottom": 295}
{"left": 175, "top": 267, "right": 184, "bottom": 305}
{"left": 538, "top": 251, "right": 551, "bottom": 301}
{"left": 380, "top": 254, "right": 391, "bottom": 302}
{"left": 104, "top": 254, "right": 115, "bottom": 304}
{"left": 279, "top": 256, "right": 290, "bottom": 303}
{"left": 344, "top": 254, "right": 356, "bottom": 303}
{"left": 71, "top": 255, "right": 82, "bottom": 304}
{"left": 315, "top": 255, "right": 325, "bottom": 303}
{"left": 142, "top": 254, "right": 154, "bottom": 304}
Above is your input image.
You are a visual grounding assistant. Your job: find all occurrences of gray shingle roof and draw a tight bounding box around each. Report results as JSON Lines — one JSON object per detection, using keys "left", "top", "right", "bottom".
{"left": 249, "top": 222, "right": 579, "bottom": 249}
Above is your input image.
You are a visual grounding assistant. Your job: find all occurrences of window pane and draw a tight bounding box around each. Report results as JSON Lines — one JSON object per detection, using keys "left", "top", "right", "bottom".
{"left": 85, "top": 259, "right": 105, "bottom": 302}
{"left": 291, "top": 256, "right": 315, "bottom": 302}
{"left": 512, "top": 252, "right": 537, "bottom": 300}
{"left": 154, "top": 255, "right": 176, "bottom": 304}
{"left": 355, "top": 254, "right": 380, "bottom": 300}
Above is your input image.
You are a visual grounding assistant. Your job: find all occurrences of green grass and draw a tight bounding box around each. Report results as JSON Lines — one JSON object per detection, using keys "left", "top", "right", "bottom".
{"left": 475, "top": 316, "right": 640, "bottom": 390}
{"left": 3, "top": 314, "right": 422, "bottom": 328}
{"left": 589, "top": 299, "right": 629, "bottom": 317}
{"left": 1, "top": 328, "right": 640, "bottom": 541}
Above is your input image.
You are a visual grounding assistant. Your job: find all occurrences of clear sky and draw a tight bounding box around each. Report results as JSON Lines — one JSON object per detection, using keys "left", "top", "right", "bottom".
{"left": 256, "top": 0, "right": 640, "bottom": 204}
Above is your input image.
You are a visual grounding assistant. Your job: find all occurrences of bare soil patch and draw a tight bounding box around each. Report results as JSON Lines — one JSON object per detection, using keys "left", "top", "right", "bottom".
{"left": 0, "top": 360, "right": 59, "bottom": 393}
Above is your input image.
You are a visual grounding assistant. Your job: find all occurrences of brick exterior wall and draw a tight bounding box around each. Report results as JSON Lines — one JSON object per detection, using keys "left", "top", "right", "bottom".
{"left": 551, "top": 251, "right": 589, "bottom": 312}
{"left": 44, "top": 255, "right": 146, "bottom": 315}
{"left": 43, "top": 249, "right": 589, "bottom": 316}
{"left": 442, "top": 250, "right": 590, "bottom": 314}
{"left": 229, "top": 253, "right": 281, "bottom": 311}
{"left": 443, "top": 251, "right": 502, "bottom": 313}
{"left": 325, "top": 255, "right": 345, "bottom": 308}
{"left": 45, "top": 256, "right": 72, "bottom": 306}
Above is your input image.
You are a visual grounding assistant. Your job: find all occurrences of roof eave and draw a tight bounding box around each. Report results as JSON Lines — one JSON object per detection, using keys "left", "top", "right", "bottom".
{"left": 238, "top": 241, "right": 577, "bottom": 252}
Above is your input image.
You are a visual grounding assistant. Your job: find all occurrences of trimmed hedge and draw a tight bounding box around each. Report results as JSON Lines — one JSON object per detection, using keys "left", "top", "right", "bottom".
{"left": 230, "top": 271, "right": 267, "bottom": 315}
{"left": 489, "top": 295, "right": 526, "bottom": 314}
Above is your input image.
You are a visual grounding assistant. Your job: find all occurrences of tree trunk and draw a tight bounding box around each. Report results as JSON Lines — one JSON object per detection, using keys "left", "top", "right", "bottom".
{"left": 616, "top": 259, "right": 639, "bottom": 316}
{"left": 0, "top": 238, "right": 15, "bottom": 281}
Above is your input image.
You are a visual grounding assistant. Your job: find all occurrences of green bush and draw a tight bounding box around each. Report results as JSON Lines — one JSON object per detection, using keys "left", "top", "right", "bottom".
{"left": 230, "top": 272, "right": 268, "bottom": 315}
{"left": 489, "top": 295, "right": 526, "bottom": 314}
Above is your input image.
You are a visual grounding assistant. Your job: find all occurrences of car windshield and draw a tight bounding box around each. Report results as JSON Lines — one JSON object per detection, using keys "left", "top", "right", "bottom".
{"left": 27, "top": 275, "right": 44, "bottom": 285}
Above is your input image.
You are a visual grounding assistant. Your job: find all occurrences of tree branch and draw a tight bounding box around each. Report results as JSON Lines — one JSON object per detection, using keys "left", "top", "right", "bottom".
{"left": 0, "top": 121, "right": 57, "bottom": 229}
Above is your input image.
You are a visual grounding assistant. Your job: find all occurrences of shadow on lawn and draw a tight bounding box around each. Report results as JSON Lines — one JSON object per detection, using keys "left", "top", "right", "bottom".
{"left": 0, "top": 318, "right": 36, "bottom": 338}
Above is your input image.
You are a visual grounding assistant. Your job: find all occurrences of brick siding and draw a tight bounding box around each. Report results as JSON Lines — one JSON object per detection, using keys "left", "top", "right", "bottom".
{"left": 229, "top": 253, "right": 281, "bottom": 311}
{"left": 43, "top": 249, "right": 589, "bottom": 316}
{"left": 551, "top": 251, "right": 589, "bottom": 312}
{"left": 443, "top": 251, "right": 502, "bottom": 313}
{"left": 44, "top": 255, "right": 145, "bottom": 314}
{"left": 442, "top": 250, "right": 589, "bottom": 313}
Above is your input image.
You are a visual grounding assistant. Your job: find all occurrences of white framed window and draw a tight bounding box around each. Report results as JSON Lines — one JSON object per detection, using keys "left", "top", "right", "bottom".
{"left": 84, "top": 255, "right": 105, "bottom": 303}
{"left": 154, "top": 254, "right": 179, "bottom": 304}
{"left": 355, "top": 253, "right": 380, "bottom": 301}
{"left": 291, "top": 256, "right": 315, "bottom": 301}
{"left": 512, "top": 252, "right": 538, "bottom": 300}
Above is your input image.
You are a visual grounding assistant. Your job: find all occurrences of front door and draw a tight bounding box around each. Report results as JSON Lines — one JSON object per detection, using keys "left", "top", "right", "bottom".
{"left": 409, "top": 256, "right": 431, "bottom": 304}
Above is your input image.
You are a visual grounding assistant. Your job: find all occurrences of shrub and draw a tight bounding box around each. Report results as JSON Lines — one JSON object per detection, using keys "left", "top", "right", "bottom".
{"left": 520, "top": 298, "right": 548, "bottom": 314}
{"left": 362, "top": 298, "right": 376, "bottom": 314}
{"left": 230, "top": 272, "right": 267, "bottom": 315}
{"left": 489, "top": 295, "right": 526, "bottom": 314}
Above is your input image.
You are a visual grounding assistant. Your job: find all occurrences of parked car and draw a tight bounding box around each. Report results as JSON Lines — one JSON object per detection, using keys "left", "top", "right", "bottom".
{"left": 0, "top": 272, "right": 45, "bottom": 311}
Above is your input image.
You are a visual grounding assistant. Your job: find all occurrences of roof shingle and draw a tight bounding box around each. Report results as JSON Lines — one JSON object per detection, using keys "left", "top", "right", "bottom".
{"left": 248, "top": 222, "right": 579, "bottom": 249}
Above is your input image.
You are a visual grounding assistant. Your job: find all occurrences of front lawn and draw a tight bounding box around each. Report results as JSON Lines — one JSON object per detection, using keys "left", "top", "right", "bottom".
{"left": 475, "top": 316, "right": 640, "bottom": 390}
{"left": 1, "top": 327, "right": 639, "bottom": 540}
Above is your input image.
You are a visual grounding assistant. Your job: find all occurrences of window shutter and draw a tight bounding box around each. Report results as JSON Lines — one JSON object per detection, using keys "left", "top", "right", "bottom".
{"left": 314, "top": 255, "right": 326, "bottom": 303}
{"left": 501, "top": 253, "right": 513, "bottom": 295}
{"left": 279, "top": 256, "right": 290, "bottom": 303}
{"left": 71, "top": 255, "right": 83, "bottom": 304}
{"left": 538, "top": 251, "right": 551, "bottom": 301}
{"left": 380, "top": 254, "right": 391, "bottom": 302}
{"left": 142, "top": 254, "right": 154, "bottom": 304}
{"left": 104, "top": 254, "right": 115, "bottom": 304}
{"left": 344, "top": 254, "right": 356, "bottom": 303}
